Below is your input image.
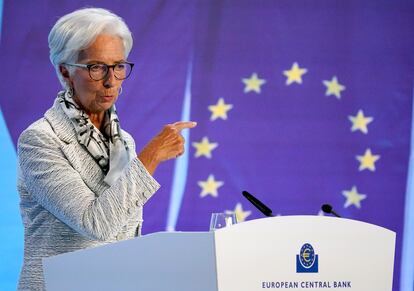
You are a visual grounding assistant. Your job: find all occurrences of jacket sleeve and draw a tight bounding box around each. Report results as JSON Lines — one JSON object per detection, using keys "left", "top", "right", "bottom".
{"left": 18, "top": 126, "right": 160, "bottom": 241}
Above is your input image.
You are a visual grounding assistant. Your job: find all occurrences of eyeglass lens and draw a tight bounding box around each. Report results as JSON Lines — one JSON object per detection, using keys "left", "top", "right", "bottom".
{"left": 89, "top": 63, "right": 133, "bottom": 81}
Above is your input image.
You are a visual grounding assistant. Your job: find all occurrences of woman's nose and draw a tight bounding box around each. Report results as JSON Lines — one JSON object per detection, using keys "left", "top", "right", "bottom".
{"left": 103, "top": 67, "right": 116, "bottom": 88}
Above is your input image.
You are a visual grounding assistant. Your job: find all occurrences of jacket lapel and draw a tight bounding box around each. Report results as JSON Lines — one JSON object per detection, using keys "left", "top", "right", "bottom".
{"left": 44, "top": 98, "right": 107, "bottom": 191}
{"left": 44, "top": 98, "right": 77, "bottom": 144}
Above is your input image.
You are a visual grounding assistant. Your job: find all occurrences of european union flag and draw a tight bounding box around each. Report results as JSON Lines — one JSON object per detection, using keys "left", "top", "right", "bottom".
{"left": 170, "top": 3, "right": 413, "bottom": 291}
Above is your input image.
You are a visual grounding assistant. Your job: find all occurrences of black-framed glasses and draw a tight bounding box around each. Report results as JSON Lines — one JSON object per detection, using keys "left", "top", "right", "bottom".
{"left": 64, "top": 62, "right": 134, "bottom": 81}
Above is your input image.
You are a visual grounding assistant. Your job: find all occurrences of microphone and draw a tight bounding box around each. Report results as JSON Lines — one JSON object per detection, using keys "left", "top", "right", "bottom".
{"left": 242, "top": 190, "right": 274, "bottom": 217}
{"left": 321, "top": 204, "right": 341, "bottom": 218}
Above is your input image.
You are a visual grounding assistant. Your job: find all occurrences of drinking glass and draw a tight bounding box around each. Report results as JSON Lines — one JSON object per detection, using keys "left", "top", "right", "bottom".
{"left": 209, "top": 213, "right": 237, "bottom": 231}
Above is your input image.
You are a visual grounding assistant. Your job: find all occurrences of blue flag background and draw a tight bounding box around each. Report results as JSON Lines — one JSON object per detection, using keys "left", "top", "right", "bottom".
{"left": 1, "top": 1, "right": 413, "bottom": 290}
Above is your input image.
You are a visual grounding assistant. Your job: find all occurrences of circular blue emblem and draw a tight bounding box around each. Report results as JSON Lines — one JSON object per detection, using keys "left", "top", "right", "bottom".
{"left": 299, "top": 243, "right": 315, "bottom": 268}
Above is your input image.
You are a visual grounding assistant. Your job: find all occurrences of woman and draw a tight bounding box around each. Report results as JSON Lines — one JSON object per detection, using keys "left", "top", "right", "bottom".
{"left": 17, "top": 8, "right": 196, "bottom": 290}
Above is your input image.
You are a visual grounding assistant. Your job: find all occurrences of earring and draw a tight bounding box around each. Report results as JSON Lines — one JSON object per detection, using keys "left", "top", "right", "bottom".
{"left": 66, "top": 86, "right": 74, "bottom": 98}
{"left": 118, "top": 86, "right": 123, "bottom": 95}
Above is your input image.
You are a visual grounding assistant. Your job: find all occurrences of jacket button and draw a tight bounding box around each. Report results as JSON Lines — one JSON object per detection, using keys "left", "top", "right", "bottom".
{"left": 135, "top": 200, "right": 140, "bottom": 207}
{"left": 127, "top": 208, "right": 131, "bottom": 214}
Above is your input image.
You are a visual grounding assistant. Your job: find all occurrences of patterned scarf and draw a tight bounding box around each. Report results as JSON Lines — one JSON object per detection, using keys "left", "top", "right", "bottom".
{"left": 58, "top": 90, "right": 130, "bottom": 186}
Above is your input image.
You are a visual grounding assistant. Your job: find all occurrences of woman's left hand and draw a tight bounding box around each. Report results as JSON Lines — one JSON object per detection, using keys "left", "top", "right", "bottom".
{"left": 138, "top": 121, "right": 197, "bottom": 175}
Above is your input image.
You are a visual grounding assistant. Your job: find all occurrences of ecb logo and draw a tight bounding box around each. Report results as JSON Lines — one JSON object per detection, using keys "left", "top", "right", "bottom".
{"left": 296, "top": 243, "right": 318, "bottom": 273}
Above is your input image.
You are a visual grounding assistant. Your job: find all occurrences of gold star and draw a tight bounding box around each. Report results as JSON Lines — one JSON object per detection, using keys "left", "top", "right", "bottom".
{"left": 283, "top": 62, "right": 308, "bottom": 85}
{"left": 356, "top": 148, "right": 380, "bottom": 171}
{"left": 208, "top": 98, "right": 233, "bottom": 121}
{"left": 192, "top": 137, "right": 218, "bottom": 159}
{"left": 198, "top": 174, "right": 224, "bottom": 198}
{"left": 225, "top": 203, "right": 251, "bottom": 222}
{"left": 242, "top": 73, "right": 266, "bottom": 93}
{"left": 323, "top": 76, "right": 346, "bottom": 99}
{"left": 342, "top": 186, "right": 367, "bottom": 208}
{"left": 348, "top": 110, "right": 373, "bottom": 134}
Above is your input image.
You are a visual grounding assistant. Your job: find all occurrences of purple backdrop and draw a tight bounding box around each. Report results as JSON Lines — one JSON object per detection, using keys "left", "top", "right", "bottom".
{"left": 1, "top": 1, "right": 413, "bottom": 290}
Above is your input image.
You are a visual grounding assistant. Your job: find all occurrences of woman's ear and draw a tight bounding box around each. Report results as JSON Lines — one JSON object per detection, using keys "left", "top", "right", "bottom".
{"left": 59, "top": 65, "right": 71, "bottom": 81}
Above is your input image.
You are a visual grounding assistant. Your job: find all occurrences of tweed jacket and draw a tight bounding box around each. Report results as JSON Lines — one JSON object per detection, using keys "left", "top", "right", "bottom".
{"left": 17, "top": 98, "right": 160, "bottom": 291}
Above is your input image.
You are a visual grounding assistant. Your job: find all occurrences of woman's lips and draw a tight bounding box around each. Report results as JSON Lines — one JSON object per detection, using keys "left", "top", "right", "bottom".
{"left": 101, "top": 95, "right": 115, "bottom": 101}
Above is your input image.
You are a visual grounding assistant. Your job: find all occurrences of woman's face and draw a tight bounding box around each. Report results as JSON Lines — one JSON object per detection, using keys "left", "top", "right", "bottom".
{"left": 67, "top": 34, "right": 125, "bottom": 115}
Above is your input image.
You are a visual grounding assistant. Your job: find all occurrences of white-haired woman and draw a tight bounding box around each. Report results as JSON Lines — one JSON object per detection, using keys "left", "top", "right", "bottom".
{"left": 17, "top": 8, "right": 196, "bottom": 290}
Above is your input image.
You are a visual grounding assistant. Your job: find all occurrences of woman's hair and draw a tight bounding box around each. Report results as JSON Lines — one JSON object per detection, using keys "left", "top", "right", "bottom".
{"left": 48, "top": 8, "right": 133, "bottom": 89}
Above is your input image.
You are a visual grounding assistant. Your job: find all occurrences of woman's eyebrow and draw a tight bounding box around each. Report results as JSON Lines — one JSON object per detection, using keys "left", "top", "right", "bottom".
{"left": 83, "top": 59, "right": 126, "bottom": 64}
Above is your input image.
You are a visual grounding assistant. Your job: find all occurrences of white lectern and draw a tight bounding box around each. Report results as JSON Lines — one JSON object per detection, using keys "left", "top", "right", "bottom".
{"left": 43, "top": 216, "right": 395, "bottom": 291}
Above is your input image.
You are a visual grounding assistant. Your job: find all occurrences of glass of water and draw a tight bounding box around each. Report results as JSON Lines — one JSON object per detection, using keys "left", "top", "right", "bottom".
{"left": 209, "top": 213, "right": 237, "bottom": 231}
